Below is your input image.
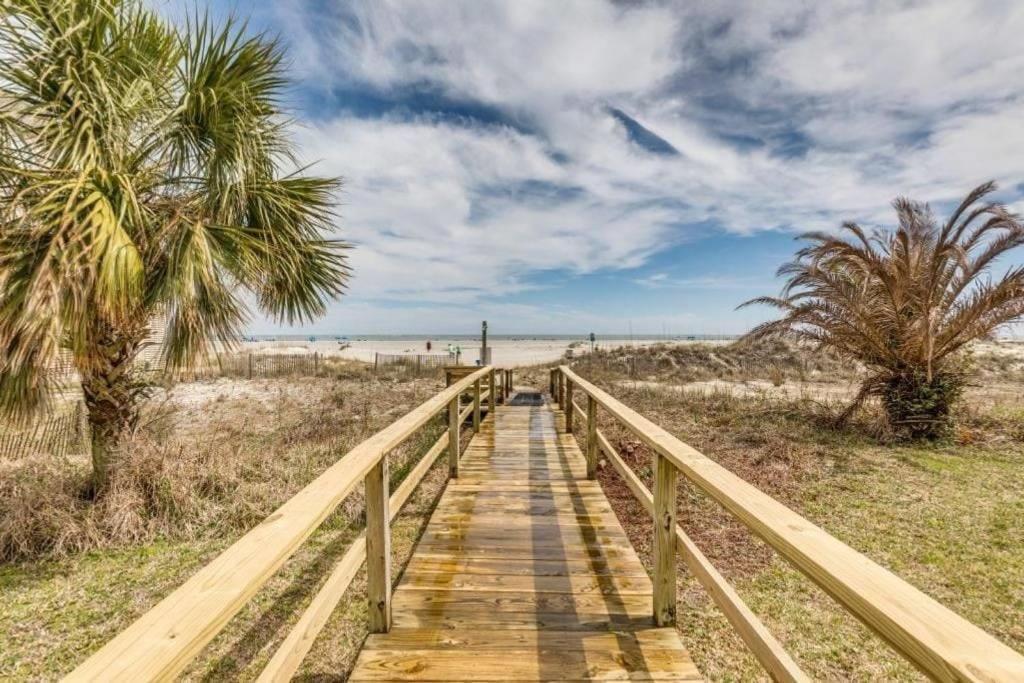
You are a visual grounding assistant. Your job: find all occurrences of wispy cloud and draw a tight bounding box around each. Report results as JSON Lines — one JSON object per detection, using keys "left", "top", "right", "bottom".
{"left": 167, "top": 0, "right": 1024, "bottom": 331}
{"left": 633, "top": 274, "right": 769, "bottom": 290}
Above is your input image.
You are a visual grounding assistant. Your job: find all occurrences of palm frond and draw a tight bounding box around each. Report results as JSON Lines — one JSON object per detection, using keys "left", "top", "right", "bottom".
{"left": 0, "top": 0, "right": 349, "bottom": 419}
{"left": 741, "top": 181, "right": 1024, "bottom": 389}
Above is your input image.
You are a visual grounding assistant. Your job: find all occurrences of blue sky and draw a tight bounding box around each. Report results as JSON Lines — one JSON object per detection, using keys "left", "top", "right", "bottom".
{"left": 155, "top": 0, "right": 1024, "bottom": 335}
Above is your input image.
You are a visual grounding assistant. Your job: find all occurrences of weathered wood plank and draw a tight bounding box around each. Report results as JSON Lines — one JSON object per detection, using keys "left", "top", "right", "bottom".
{"left": 349, "top": 647, "right": 700, "bottom": 681}
{"left": 473, "top": 379, "right": 481, "bottom": 432}
{"left": 449, "top": 397, "right": 461, "bottom": 479}
{"left": 652, "top": 452, "right": 677, "bottom": 627}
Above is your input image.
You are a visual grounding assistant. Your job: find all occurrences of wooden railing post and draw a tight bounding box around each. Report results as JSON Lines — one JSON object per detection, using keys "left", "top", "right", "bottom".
{"left": 473, "top": 379, "right": 481, "bottom": 432}
{"left": 365, "top": 457, "right": 391, "bottom": 633}
{"left": 652, "top": 452, "right": 677, "bottom": 626}
{"left": 448, "top": 396, "right": 460, "bottom": 478}
{"left": 558, "top": 370, "right": 565, "bottom": 408}
{"left": 506, "top": 369, "right": 512, "bottom": 397}
{"left": 586, "top": 395, "right": 597, "bottom": 479}
{"left": 565, "top": 377, "right": 574, "bottom": 432}
{"left": 489, "top": 368, "right": 496, "bottom": 412}
{"left": 549, "top": 369, "right": 555, "bottom": 397}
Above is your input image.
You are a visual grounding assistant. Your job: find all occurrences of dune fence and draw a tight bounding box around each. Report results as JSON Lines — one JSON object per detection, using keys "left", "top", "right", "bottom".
{"left": 373, "top": 352, "right": 453, "bottom": 374}
{"left": 0, "top": 402, "right": 88, "bottom": 461}
{"left": 198, "top": 352, "right": 323, "bottom": 380}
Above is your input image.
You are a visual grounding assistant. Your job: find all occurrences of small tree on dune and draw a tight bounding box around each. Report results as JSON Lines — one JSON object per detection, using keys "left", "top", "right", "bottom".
{"left": 740, "top": 182, "right": 1024, "bottom": 438}
{"left": 0, "top": 0, "right": 350, "bottom": 489}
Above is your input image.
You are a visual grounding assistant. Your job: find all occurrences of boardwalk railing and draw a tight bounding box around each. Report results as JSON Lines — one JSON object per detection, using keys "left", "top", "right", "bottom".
{"left": 551, "top": 365, "right": 1024, "bottom": 683}
{"left": 66, "top": 366, "right": 510, "bottom": 682}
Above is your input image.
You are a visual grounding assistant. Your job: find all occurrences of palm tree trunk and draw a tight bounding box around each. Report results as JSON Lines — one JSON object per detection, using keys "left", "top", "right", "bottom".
{"left": 78, "top": 327, "right": 145, "bottom": 492}
{"left": 881, "top": 369, "right": 962, "bottom": 439}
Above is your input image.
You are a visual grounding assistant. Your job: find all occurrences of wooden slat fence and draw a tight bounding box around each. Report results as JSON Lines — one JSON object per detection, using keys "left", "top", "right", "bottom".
{"left": 0, "top": 402, "right": 87, "bottom": 460}
{"left": 374, "top": 352, "right": 453, "bottom": 373}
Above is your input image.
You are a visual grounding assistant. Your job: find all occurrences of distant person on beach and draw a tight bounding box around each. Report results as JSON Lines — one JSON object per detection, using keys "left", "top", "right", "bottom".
{"left": 426, "top": 340, "right": 432, "bottom": 352}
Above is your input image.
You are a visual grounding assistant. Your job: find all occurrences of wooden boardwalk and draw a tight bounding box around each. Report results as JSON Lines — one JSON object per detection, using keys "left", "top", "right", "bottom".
{"left": 349, "top": 399, "right": 700, "bottom": 681}
{"left": 70, "top": 368, "right": 1024, "bottom": 682}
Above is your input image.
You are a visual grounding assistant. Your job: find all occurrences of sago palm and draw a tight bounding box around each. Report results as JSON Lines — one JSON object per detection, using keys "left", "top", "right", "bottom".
{"left": 0, "top": 0, "right": 350, "bottom": 487}
{"left": 740, "top": 182, "right": 1024, "bottom": 438}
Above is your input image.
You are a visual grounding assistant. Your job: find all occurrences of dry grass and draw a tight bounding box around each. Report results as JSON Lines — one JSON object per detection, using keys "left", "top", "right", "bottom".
{"left": 552, "top": 344, "right": 1024, "bottom": 681}
{"left": 0, "top": 365, "right": 456, "bottom": 679}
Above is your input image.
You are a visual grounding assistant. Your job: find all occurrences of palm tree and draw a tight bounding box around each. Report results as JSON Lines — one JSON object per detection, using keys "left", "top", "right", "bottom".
{"left": 740, "top": 182, "right": 1024, "bottom": 438}
{"left": 0, "top": 0, "right": 350, "bottom": 488}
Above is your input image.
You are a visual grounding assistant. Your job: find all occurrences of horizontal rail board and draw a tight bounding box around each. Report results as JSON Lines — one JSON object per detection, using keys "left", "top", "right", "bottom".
{"left": 66, "top": 367, "right": 493, "bottom": 682}
{"left": 560, "top": 366, "right": 1024, "bottom": 682}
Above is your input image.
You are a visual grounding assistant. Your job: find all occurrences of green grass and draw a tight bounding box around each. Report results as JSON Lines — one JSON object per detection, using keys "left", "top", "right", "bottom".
{"left": 0, "top": 540, "right": 224, "bottom": 678}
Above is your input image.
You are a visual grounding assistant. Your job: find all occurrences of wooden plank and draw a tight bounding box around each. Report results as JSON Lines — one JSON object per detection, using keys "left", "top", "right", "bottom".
{"left": 66, "top": 366, "right": 493, "bottom": 682}
{"left": 398, "top": 572, "right": 653, "bottom": 596}
{"left": 404, "top": 557, "right": 650, "bottom": 578}
{"left": 392, "top": 589, "right": 653, "bottom": 616}
{"left": 360, "top": 627, "right": 683, "bottom": 651}
{"left": 473, "top": 379, "right": 481, "bottom": 432}
{"left": 391, "top": 609, "right": 654, "bottom": 632}
{"left": 561, "top": 366, "right": 1024, "bottom": 682}
{"left": 490, "top": 369, "right": 497, "bottom": 410}
{"left": 449, "top": 397, "right": 460, "bottom": 479}
{"left": 349, "top": 647, "right": 699, "bottom": 681}
{"left": 565, "top": 378, "right": 574, "bottom": 432}
{"left": 586, "top": 394, "right": 598, "bottom": 479}
{"left": 365, "top": 458, "right": 392, "bottom": 633}
{"left": 652, "top": 453, "right": 677, "bottom": 627}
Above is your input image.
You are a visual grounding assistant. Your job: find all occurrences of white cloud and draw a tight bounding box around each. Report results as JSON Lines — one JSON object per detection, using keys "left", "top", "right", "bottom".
{"left": 254, "top": 0, "right": 1024, "bottom": 330}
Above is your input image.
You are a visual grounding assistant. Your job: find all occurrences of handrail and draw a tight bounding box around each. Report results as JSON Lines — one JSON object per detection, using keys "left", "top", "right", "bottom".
{"left": 569, "top": 399, "right": 808, "bottom": 682}
{"left": 66, "top": 366, "right": 494, "bottom": 682}
{"left": 557, "top": 365, "right": 1024, "bottom": 682}
{"left": 257, "top": 426, "right": 454, "bottom": 681}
